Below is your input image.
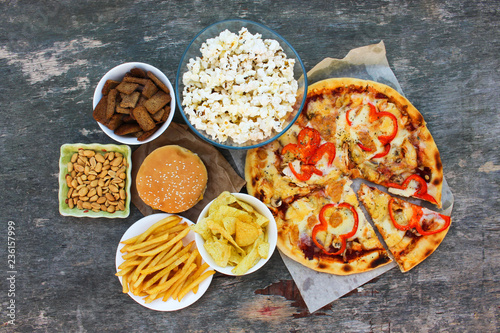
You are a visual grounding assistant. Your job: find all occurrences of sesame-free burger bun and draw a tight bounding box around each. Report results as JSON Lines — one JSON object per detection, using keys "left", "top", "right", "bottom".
{"left": 136, "top": 145, "right": 208, "bottom": 213}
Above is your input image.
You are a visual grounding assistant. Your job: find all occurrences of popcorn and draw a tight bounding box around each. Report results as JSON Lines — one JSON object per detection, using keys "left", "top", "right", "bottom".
{"left": 182, "top": 27, "right": 298, "bottom": 144}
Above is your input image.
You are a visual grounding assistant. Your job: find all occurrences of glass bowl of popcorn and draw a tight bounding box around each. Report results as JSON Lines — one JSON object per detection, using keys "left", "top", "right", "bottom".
{"left": 176, "top": 19, "right": 308, "bottom": 150}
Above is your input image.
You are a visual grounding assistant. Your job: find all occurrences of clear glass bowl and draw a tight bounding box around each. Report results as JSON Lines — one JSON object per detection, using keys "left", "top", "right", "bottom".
{"left": 175, "top": 19, "right": 308, "bottom": 150}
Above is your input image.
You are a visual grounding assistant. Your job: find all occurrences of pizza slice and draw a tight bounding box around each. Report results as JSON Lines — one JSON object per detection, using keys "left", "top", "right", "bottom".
{"left": 357, "top": 183, "right": 451, "bottom": 272}
{"left": 275, "top": 179, "right": 392, "bottom": 275}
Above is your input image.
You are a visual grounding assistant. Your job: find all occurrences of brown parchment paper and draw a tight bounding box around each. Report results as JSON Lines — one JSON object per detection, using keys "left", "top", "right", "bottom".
{"left": 230, "top": 41, "right": 454, "bottom": 313}
{"left": 131, "top": 122, "right": 246, "bottom": 222}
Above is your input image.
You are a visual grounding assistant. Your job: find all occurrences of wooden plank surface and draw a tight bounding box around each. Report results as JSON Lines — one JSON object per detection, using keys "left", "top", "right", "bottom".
{"left": 0, "top": 0, "right": 499, "bottom": 332}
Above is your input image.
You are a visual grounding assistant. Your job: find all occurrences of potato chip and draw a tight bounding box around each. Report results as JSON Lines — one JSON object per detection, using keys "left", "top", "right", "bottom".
{"left": 233, "top": 198, "right": 269, "bottom": 227}
{"left": 217, "top": 206, "right": 254, "bottom": 224}
{"left": 206, "top": 220, "right": 245, "bottom": 254}
{"left": 253, "top": 212, "right": 269, "bottom": 227}
{"left": 258, "top": 242, "right": 270, "bottom": 259}
{"left": 222, "top": 216, "right": 238, "bottom": 236}
{"left": 208, "top": 191, "right": 237, "bottom": 215}
{"left": 234, "top": 199, "right": 256, "bottom": 214}
{"left": 204, "top": 237, "right": 231, "bottom": 267}
{"left": 190, "top": 217, "right": 212, "bottom": 241}
{"left": 228, "top": 246, "right": 244, "bottom": 266}
{"left": 232, "top": 243, "right": 261, "bottom": 275}
{"left": 235, "top": 220, "right": 260, "bottom": 247}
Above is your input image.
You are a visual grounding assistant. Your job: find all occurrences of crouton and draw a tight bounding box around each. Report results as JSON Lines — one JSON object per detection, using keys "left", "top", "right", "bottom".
{"left": 116, "top": 82, "right": 139, "bottom": 95}
{"left": 94, "top": 68, "right": 171, "bottom": 140}
{"left": 138, "top": 125, "right": 161, "bottom": 141}
{"left": 120, "top": 91, "right": 140, "bottom": 108}
{"left": 161, "top": 106, "right": 171, "bottom": 122}
{"left": 106, "top": 114, "right": 123, "bottom": 131}
{"left": 152, "top": 108, "right": 165, "bottom": 122}
{"left": 114, "top": 123, "right": 142, "bottom": 135}
{"left": 141, "top": 79, "right": 159, "bottom": 99}
{"left": 93, "top": 95, "right": 108, "bottom": 124}
{"left": 106, "top": 89, "right": 118, "bottom": 120}
{"left": 147, "top": 71, "right": 170, "bottom": 94}
{"left": 123, "top": 76, "right": 149, "bottom": 85}
{"left": 102, "top": 80, "right": 120, "bottom": 95}
{"left": 129, "top": 68, "right": 146, "bottom": 78}
{"left": 144, "top": 91, "right": 171, "bottom": 114}
{"left": 116, "top": 106, "right": 131, "bottom": 114}
{"left": 132, "top": 106, "right": 156, "bottom": 131}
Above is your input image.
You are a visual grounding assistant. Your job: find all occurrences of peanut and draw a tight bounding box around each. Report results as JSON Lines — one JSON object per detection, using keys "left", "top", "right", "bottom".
{"left": 95, "top": 154, "right": 105, "bottom": 163}
{"left": 83, "top": 150, "right": 95, "bottom": 157}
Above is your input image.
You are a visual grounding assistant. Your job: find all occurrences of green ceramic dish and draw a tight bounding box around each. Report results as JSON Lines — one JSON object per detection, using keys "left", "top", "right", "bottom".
{"left": 59, "top": 143, "right": 132, "bottom": 218}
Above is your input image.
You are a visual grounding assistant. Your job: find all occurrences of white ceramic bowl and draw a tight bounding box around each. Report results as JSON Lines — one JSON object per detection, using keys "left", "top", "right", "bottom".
{"left": 194, "top": 193, "right": 277, "bottom": 276}
{"left": 93, "top": 62, "right": 175, "bottom": 145}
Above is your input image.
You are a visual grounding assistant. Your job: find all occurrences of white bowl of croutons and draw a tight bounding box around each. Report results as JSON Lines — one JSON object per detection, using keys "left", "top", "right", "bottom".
{"left": 93, "top": 62, "right": 175, "bottom": 145}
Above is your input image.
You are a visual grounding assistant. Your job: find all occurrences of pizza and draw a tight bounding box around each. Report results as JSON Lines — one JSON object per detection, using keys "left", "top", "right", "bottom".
{"left": 245, "top": 77, "right": 448, "bottom": 275}
{"left": 358, "top": 184, "right": 451, "bottom": 272}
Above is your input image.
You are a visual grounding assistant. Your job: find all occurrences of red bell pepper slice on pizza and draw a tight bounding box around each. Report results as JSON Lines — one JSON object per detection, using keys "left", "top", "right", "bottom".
{"left": 288, "top": 163, "right": 322, "bottom": 181}
{"left": 386, "top": 174, "right": 438, "bottom": 205}
{"left": 282, "top": 128, "right": 336, "bottom": 181}
{"left": 308, "top": 142, "right": 336, "bottom": 166}
{"left": 282, "top": 127, "right": 320, "bottom": 162}
{"left": 388, "top": 198, "right": 451, "bottom": 235}
{"left": 312, "top": 203, "right": 359, "bottom": 256}
{"left": 347, "top": 102, "right": 398, "bottom": 158}
{"left": 372, "top": 143, "right": 391, "bottom": 159}
{"left": 368, "top": 102, "right": 398, "bottom": 145}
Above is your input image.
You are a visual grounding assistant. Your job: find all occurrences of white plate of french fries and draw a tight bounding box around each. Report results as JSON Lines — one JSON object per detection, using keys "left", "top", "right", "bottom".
{"left": 115, "top": 213, "right": 215, "bottom": 311}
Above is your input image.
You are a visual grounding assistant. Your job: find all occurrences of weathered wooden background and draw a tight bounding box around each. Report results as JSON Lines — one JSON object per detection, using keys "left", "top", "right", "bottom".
{"left": 0, "top": 0, "right": 498, "bottom": 332}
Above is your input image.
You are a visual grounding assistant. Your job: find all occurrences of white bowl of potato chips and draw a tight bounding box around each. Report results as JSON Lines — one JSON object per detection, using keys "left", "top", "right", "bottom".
{"left": 192, "top": 192, "right": 277, "bottom": 276}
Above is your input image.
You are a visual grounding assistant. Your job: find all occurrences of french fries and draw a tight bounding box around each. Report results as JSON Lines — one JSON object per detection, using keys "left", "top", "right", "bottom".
{"left": 116, "top": 215, "right": 215, "bottom": 303}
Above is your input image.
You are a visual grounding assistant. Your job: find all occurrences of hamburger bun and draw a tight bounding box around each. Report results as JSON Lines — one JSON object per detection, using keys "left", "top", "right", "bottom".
{"left": 136, "top": 145, "right": 208, "bottom": 213}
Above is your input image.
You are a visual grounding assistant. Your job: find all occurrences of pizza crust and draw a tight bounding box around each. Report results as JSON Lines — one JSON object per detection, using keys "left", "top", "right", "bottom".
{"left": 277, "top": 232, "right": 391, "bottom": 275}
